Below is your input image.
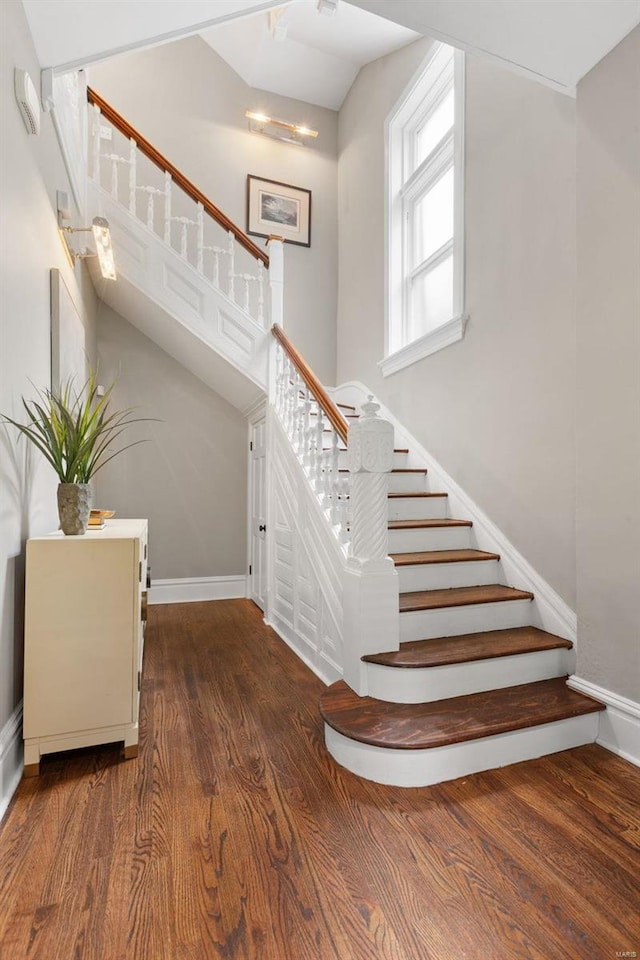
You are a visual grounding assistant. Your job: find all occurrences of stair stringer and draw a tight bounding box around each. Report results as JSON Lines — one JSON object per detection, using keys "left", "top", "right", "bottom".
{"left": 88, "top": 181, "right": 269, "bottom": 412}
{"left": 265, "top": 409, "right": 347, "bottom": 685}
{"left": 330, "top": 381, "right": 577, "bottom": 645}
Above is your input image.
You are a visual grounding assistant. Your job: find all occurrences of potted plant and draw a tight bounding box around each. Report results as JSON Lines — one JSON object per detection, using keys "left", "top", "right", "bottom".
{"left": 3, "top": 370, "right": 145, "bottom": 535}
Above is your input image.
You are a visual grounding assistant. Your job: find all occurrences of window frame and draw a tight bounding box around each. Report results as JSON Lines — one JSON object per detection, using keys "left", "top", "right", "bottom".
{"left": 382, "top": 45, "right": 466, "bottom": 377}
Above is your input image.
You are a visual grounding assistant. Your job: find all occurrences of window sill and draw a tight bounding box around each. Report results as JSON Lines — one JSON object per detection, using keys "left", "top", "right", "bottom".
{"left": 379, "top": 314, "right": 468, "bottom": 378}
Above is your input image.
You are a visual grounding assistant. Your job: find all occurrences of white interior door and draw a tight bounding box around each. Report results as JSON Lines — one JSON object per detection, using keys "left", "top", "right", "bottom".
{"left": 249, "top": 417, "right": 267, "bottom": 610}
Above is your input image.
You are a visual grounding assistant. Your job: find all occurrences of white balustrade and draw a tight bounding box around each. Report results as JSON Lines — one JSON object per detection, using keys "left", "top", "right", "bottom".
{"left": 88, "top": 105, "right": 267, "bottom": 326}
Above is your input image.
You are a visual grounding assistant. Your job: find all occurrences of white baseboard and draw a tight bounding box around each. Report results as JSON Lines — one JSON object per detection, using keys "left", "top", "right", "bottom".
{"left": 149, "top": 575, "right": 247, "bottom": 605}
{"left": 0, "top": 702, "right": 23, "bottom": 823}
{"left": 567, "top": 676, "right": 640, "bottom": 767}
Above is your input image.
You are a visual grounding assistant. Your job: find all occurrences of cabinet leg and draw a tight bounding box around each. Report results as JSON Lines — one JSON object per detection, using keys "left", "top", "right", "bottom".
{"left": 24, "top": 742, "right": 41, "bottom": 777}
{"left": 123, "top": 744, "right": 138, "bottom": 760}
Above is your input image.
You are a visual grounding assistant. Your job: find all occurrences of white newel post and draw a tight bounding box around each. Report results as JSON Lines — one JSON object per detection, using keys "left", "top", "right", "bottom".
{"left": 342, "top": 396, "right": 399, "bottom": 694}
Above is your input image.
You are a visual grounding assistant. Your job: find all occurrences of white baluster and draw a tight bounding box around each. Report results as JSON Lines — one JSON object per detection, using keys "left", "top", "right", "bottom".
{"left": 146, "top": 190, "right": 154, "bottom": 228}
{"left": 164, "top": 172, "right": 172, "bottom": 245}
{"left": 91, "top": 104, "right": 101, "bottom": 182}
{"left": 110, "top": 156, "right": 119, "bottom": 197}
{"left": 330, "top": 432, "right": 341, "bottom": 524}
{"left": 181, "top": 220, "right": 188, "bottom": 258}
{"left": 339, "top": 472, "right": 351, "bottom": 544}
{"left": 257, "top": 261, "right": 265, "bottom": 326}
{"left": 302, "top": 392, "right": 312, "bottom": 471}
{"left": 227, "top": 231, "right": 235, "bottom": 302}
{"left": 295, "top": 376, "right": 306, "bottom": 457}
{"left": 212, "top": 251, "right": 220, "bottom": 287}
{"left": 197, "top": 203, "right": 204, "bottom": 273}
{"left": 314, "top": 412, "right": 324, "bottom": 491}
{"left": 243, "top": 276, "right": 251, "bottom": 312}
{"left": 128, "top": 138, "right": 136, "bottom": 213}
{"left": 321, "top": 440, "right": 332, "bottom": 509}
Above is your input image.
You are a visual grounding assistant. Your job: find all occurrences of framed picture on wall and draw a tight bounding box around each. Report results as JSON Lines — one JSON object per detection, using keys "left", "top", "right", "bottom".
{"left": 50, "top": 268, "right": 87, "bottom": 392}
{"left": 246, "top": 175, "right": 311, "bottom": 247}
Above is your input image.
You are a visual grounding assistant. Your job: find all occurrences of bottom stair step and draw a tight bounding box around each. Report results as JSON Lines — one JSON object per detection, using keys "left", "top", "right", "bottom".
{"left": 320, "top": 678, "right": 605, "bottom": 788}
{"left": 362, "top": 626, "right": 572, "bottom": 669}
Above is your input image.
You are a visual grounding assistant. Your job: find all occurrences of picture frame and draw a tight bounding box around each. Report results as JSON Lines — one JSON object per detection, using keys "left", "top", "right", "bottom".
{"left": 50, "top": 268, "right": 86, "bottom": 392}
{"left": 246, "top": 175, "right": 311, "bottom": 248}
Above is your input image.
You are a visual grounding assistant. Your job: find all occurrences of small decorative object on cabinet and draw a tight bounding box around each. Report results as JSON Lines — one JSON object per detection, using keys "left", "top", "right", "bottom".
{"left": 23, "top": 519, "right": 149, "bottom": 776}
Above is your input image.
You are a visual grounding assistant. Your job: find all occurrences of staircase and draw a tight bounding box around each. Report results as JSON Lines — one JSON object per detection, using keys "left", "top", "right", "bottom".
{"left": 315, "top": 405, "right": 604, "bottom": 787}
{"left": 52, "top": 80, "right": 604, "bottom": 789}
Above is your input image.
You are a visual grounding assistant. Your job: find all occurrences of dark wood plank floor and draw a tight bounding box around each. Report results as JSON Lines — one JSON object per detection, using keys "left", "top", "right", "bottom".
{"left": 0, "top": 599, "right": 638, "bottom": 960}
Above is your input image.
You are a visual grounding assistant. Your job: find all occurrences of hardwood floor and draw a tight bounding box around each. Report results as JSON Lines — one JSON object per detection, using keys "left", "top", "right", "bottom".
{"left": 1, "top": 599, "right": 638, "bottom": 960}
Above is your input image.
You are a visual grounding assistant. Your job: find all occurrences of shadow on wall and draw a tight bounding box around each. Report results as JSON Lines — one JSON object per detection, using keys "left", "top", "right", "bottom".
{"left": 0, "top": 427, "right": 39, "bottom": 703}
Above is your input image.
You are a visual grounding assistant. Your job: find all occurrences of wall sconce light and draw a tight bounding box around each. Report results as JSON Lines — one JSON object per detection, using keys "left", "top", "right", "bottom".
{"left": 58, "top": 213, "right": 117, "bottom": 280}
{"left": 245, "top": 109, "right": 318, "bottom": 146}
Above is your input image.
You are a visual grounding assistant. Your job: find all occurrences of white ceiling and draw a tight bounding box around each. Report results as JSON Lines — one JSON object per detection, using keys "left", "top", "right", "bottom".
{"left": 348, "top": 0, "right": 640, "bottom": 91}
{"left": 22, "top": 0, "right": 276, "bottom": 71}
{"left": 22, "top": 0, "right": 640, "bottom": 99}
{"left": 199, "top": 1, "right": 418, "bottom": 110}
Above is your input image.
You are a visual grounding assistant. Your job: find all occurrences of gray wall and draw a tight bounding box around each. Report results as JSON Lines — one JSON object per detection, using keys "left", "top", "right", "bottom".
{"left": 337, "top": 40, "right": 577, "bottom": 607}
{"left": 576, "top": 27, "right": 640, "bottom": 701}
{"left": 0, "top": 1, "right": 98, "bottom": 739}
{"left": 94, "top": 306, "right": 248, "bottom": 580}
{"left": 90, "top": 36, "right": 338, "bottom": 385}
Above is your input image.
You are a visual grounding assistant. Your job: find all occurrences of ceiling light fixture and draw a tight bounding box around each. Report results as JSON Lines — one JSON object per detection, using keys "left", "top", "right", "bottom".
{"left": 245, "top": 109, "right": 318, "bottom": 146}
{"left": 58, "top": 212, "right": 117, "bottom": 280}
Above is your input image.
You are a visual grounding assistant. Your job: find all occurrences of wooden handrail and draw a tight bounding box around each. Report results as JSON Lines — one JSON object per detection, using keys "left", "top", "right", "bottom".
{"left": 272, "top": 325, "right": 348, "bottom": 445}
{"left": 87, "top": 87, "right": 269, "bottom": 267}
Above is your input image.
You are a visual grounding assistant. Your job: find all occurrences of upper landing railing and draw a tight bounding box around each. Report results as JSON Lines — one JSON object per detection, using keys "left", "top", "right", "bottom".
{"left": 87, "top": 87, "right": 268, "bottom": 325}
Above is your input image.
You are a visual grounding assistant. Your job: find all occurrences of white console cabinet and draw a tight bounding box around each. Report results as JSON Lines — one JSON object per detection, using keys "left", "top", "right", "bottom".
{"left": 23, "top": 519, "right": 148, "bottom": 776}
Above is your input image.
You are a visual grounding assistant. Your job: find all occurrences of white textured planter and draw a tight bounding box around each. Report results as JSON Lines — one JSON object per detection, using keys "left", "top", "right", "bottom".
{"left": 57, "top": 483, "right": 92, "bottom": 535}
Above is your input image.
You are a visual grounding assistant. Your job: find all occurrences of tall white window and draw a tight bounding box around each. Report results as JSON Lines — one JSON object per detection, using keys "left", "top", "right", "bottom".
{"left": 383, "top": 44, "right": 466, "bottom": 376}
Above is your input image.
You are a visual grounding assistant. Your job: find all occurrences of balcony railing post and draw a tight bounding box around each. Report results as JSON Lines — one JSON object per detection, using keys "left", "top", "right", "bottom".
{"left": 268, "top": 237, "right": 284, "bottom": 330}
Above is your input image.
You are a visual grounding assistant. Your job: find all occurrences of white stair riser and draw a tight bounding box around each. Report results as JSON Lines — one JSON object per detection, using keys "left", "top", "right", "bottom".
{"left": 388, "top": 473, "right": 428, "bottom": 494}
{"left": 400, "top": 598, "right": 533, "bottom": 642}
{"left": 324, "top": 713, "right": 599, "bottom": 788}
{"left": 388, "top": 525, "right": 472, "bottom": 553}
{"left": 388, "top": 497, "right": 448, "bottom": 521}
{"left": 365, "top": 648, "right": 574, "bottom": 703}
{"left": 396, "top": 559, "right": 501, "bottom": 593}
{"left": 335, "top": 450, "right": 409, "bottom": 470}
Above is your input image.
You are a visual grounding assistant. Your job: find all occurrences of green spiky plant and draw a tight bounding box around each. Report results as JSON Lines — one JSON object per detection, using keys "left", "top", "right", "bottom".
{"left": 2, "top": 370, "right": 147, "bottom": 483}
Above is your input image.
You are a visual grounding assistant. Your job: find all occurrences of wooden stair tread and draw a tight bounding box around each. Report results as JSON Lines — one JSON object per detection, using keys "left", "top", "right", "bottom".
{"left": 329, "top": 447, "right": 408, "bottom": 453}
{"left": 399, "top": 584, "right": 534, "bottom": 612}
{"left": 319, "top": 678, "right": 604, "bottom": 750}
{"left": 337, "top": 402, "right": 355, "bottom": 411}
{"left": 391, "top": 549, "right": 499, "bottom": 566}
{"left": 341, "top": 467, "right": 426, "bottom": 474}
{"left": 389, "top": 518, "right": 471, "bottom": 530}
{"left": 362, "top": 626, "right": 572, "bottom": 668}
{"left": 388, "top": 492, "right": 447, "bottom": 499}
